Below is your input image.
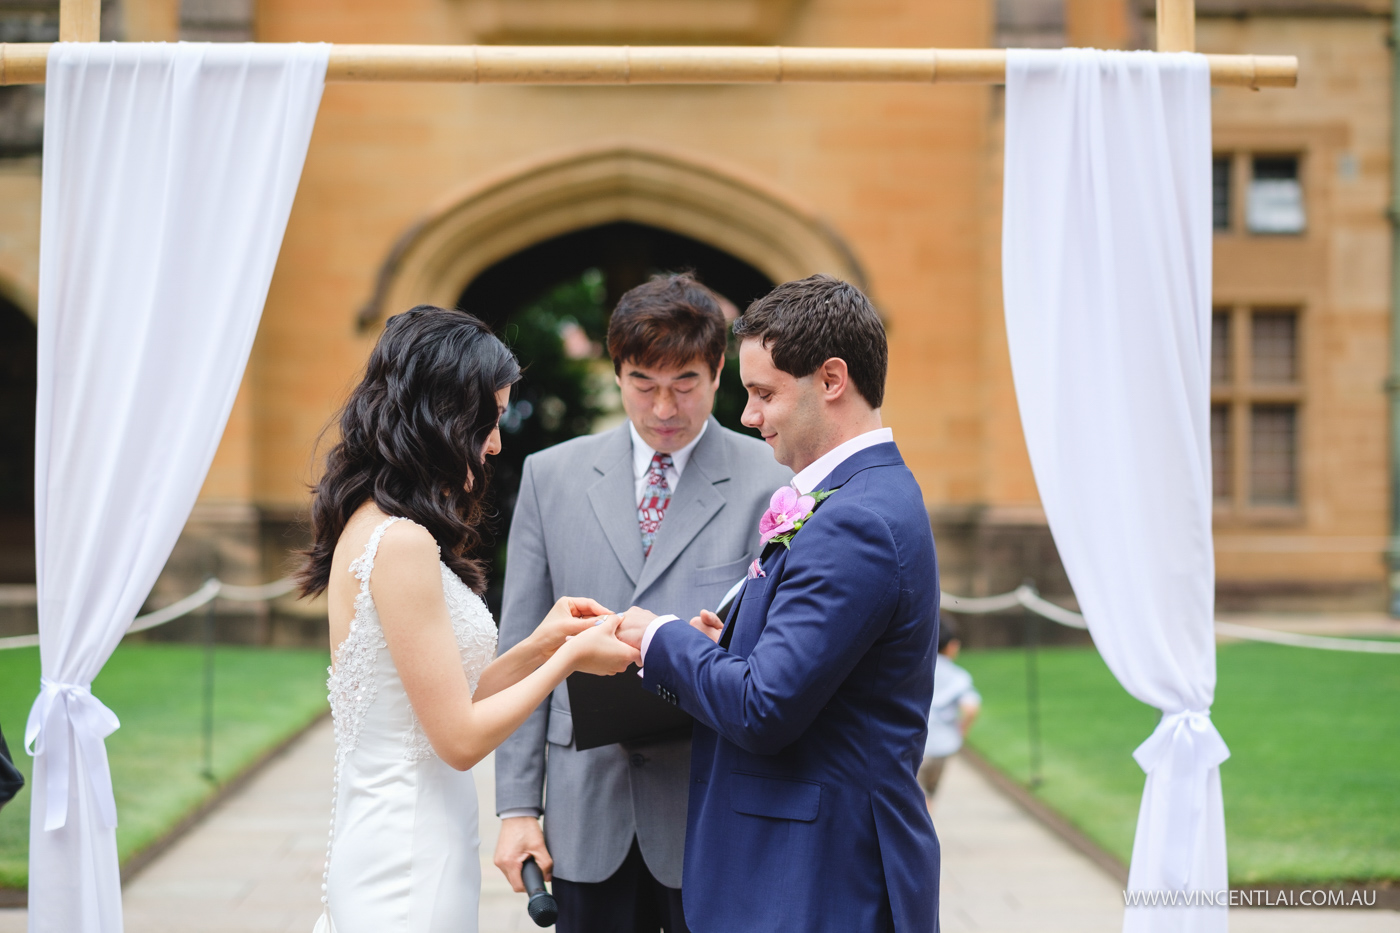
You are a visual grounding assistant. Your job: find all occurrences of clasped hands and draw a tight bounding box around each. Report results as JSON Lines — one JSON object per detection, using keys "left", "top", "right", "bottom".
{"left": 540, "top": 598, "right": 728, "bottom": 671}
{"left": 608, "top": 605, "right": 726, "bottom": 648}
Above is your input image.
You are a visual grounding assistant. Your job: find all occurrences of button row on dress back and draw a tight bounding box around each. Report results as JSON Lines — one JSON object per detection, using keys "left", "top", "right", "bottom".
{"left": 321, "top": 769, "right": 337, "bottom": 906}
{"left": 321, "top": 518, "right": 400, "bottom": 914}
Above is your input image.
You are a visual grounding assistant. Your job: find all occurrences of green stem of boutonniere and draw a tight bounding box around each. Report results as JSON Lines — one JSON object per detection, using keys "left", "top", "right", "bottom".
{"left": 770, "top": 488, "right": 835, "bottom": 550}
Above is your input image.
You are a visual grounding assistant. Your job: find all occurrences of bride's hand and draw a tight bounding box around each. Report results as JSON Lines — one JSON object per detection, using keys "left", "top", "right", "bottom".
{"left": 563, "top": 614, "right": 641, "bottom": 676}
{"left": 532, "top": 596, "right": 612, "bottom": 658}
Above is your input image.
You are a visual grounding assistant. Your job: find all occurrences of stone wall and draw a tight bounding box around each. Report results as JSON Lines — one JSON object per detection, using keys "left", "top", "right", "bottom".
{"left": 0, "top": 0, "right": 1389, "bottom": 622}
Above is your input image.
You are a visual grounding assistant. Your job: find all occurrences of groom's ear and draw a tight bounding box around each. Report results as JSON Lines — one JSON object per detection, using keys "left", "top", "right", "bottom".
{"left": 818, "top": 357, "right": 851, "bottom": 401}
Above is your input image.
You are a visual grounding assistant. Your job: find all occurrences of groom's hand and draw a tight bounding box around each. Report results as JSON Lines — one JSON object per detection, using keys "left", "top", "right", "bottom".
{"left": 493, "top": 816, "right": 552, "bottom": 892}
{"left": 689, "top": 609, "right": 724, "bottom": 644}
{"left": 615, "top": 606, "right": 659, "bottom": 650}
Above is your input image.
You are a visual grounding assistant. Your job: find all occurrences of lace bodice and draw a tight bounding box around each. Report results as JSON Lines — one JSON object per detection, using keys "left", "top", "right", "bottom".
{"left": 327, "top": 516, "right": 499, "bottom": 767}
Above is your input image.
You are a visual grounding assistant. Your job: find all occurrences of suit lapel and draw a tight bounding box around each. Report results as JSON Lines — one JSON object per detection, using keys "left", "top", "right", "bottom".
{"left": 807, "top": 441, "right": 903, "bottom": 492}
{"left": 715, "top": 442, "right": 906, "bottom": 650}
{"left": 632, "top": 420, "right": 731, "bottom": 601}
{"left": 718, "top": 579, "right": 747, "bottom": 649}
{"left": 719, "top": 547, "right": 785, "bottom": 651}
{"left": 587, "top": 424, "right": 645, "bottom": 586}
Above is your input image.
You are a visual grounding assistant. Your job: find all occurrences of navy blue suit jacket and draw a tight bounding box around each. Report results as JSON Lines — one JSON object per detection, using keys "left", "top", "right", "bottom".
{"left": 642, "top": 442, "right": 941, "bottom": 932}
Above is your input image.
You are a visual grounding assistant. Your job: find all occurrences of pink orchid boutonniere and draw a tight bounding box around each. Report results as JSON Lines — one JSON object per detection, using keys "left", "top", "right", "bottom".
{"left": 759, "top": 485, "right": 834, "bottom": 549}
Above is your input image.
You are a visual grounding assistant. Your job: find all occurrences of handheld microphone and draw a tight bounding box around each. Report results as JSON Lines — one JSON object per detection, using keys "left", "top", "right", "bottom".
{"left": 521, "top": 855, "right": 558, "bottom": 927}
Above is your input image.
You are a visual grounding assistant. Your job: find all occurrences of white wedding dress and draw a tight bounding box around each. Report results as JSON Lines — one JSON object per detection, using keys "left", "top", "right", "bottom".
{"left": 314, "top": 516, "right": 499, "bottom": 933}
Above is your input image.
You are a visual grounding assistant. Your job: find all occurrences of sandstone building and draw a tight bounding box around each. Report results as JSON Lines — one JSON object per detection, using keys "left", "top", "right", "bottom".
{"left": 0, "top": 0, "right": 1390, "bottom": 639}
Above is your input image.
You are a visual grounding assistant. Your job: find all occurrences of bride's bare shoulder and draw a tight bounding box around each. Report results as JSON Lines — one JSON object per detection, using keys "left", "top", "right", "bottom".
{"left": 329, "top": 508, "right": 441, "bottom": 613}
{"left": 331, "top": 505, "right": 387, "bottom": 569}
{"left": 361, "top": 516, "right": 441, "bottom": 587}
{"left": 374, "top": 517, "right": 439, "bottom": 561}
{"left": 350, "top": 519, "right": 442, "bottom": 623}
{"left": 329, "top": 507, "right": 432, "bottom": 581}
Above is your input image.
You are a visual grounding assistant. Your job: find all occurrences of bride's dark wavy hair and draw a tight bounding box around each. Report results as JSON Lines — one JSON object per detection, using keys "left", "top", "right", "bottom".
{"left": 296, "top": 306, "right": 520, "bottom": 598}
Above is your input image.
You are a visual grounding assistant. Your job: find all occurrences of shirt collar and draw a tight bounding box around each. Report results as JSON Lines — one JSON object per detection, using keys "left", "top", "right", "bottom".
{"left": 629, "top": 419, "right": 709, "bottom": 480}
{"left": 792, "top": 427, "right": 893, "bottom": 494}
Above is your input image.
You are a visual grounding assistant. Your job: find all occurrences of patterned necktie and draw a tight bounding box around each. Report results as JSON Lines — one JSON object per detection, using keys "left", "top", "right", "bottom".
{"left": 638, "top": 452, "right": 675, "bottom": 557}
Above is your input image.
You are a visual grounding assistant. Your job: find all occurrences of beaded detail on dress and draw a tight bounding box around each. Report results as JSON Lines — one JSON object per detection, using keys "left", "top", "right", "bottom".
{"left": 403, "top": 564, "right": 498, "bottom": 760}
{"left": 327, "top": 516, "right": 500, "bottom": 766}
{"left": 327, "top": 517, "right": 402, "bottom": 770}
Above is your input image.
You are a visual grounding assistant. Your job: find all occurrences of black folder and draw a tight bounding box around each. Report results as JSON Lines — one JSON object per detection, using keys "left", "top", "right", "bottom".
{"left": 566, "top": 586, "right": 745, "bottom": 751}
{"left": 562, "top": 585, "right": 750, "bottom": 750}
{"left": 566, "top": 665, "right": 692, "bottom": 750}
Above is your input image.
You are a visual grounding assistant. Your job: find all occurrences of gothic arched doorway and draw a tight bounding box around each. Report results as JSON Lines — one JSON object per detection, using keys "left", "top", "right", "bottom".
{"left": 457, "top": 221, "right": 774, "bottom": 614}
{"left": 356, "top": 144, "right": 867, "bottom": 613}
{"left": 0, "top": 295, "right": 36, "bottom": 584}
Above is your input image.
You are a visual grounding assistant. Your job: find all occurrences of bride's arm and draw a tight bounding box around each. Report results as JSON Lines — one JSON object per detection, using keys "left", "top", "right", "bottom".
{"left": 373, "top": 522, "right": 637, "bottom": 771}
{"left": 472, "top": 596, "right": 608, "bottom": 701}
{"left": 471, "top": 640, "right": 547, "bottom": 702}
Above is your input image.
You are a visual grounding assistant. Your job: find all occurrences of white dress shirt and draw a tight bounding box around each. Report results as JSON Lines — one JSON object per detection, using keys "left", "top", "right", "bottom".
{"left": 791, "top": 427, "right": 894, "bottom": 494}
{"left": 630, "top": 419, "right": 707, "bottom": 505}
{"left": 639, "top": 426, "right": 895, "bottom": 664}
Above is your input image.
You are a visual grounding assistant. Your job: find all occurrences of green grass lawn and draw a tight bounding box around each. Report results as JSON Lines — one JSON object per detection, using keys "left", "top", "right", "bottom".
{"left": 0, "top": 642, "right": 329, "bottom": 890}
{"left": 957, "top": 641, "right": 1400, "bottom": 884}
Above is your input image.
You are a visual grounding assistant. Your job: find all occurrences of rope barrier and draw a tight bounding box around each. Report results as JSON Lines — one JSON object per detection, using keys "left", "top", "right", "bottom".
{"left": 941, "top": 586, "right": 1400, "bottom": 654}
{"left": 0, "top": 577, "right": 299, "bottom": 651}
{"left": 942, "top": 585, "right": 1090, "bottom": 630}
{"left": 1, "top": 575, "right": 1394, "bottom": 653}
{"left": 1212, "top": 620, "right": 1400, "bottom": 655}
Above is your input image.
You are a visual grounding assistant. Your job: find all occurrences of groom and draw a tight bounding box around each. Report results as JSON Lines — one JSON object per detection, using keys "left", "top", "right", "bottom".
{"left": 617, "top": 275, "right": 941, "bottom": 932}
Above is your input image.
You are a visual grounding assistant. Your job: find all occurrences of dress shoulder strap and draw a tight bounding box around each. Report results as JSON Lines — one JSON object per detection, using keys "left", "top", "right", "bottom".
{"left": 348, "top": 516, "right": 405, "bottom": 593}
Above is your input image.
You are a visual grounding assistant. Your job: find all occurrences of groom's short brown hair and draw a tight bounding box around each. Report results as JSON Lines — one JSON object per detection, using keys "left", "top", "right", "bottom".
{"left": 607, "top": 272, "right": 727, "bottom": 376}
{"left": 733, "top": 274, "right": 887, "bottom": 408}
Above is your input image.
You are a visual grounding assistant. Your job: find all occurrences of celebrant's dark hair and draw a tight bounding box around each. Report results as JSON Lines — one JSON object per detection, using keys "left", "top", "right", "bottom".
{"left": 607, "top": 272, "right": 728, "bottom": 376}
{"left": 733, "top": 274, "right": 888, "bottom": 408}
{"left": 296, "top": 306, "right": 520, "bottom": 598}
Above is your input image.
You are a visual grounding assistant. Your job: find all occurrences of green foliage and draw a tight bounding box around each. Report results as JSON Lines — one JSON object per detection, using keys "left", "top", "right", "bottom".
{"left": 711, "top": 353, "right": 757, "bottom": 438}
{"left": 0, "top": 643, "right": 328, "bottom": 890}
{"left": 496, "top": 268, "right": 612, "bottom": 485}
{"left": 484, "top": 270, "right": 614, "bottom": 607}
{"left": 958, "top": 642, "right": 1400, "bottom": 884}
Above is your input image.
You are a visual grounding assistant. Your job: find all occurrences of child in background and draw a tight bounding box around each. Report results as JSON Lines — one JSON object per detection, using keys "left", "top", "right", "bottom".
{"left": 919, "top": 617, "right": 981, "bottom": 804}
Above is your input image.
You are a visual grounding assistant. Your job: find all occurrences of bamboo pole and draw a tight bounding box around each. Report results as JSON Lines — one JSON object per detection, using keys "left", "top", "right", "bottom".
{"left": 1387, "top": 0, "right": 1400, "bottom": 617}
{"left": 0, "top": 43, "right": 1298, "bottom": 87}
{"left": 1156, "top": 0, "right": 1196, "bottom": 53}
{"left": 59, "top": 0, "right": 100, "bottom": 42}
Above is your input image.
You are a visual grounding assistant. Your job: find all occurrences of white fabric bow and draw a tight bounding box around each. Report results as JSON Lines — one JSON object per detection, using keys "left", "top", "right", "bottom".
{"left": 25, "top": 678, "right": 121, "bottom": 831}
{"left": 1132, "top": 709, "right": 1230, "bottom": 890}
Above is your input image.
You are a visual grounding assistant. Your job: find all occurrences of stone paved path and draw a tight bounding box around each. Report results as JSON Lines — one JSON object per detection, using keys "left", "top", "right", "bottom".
{"left": 1, "top": 716, "right": 1395, "bottom": 932}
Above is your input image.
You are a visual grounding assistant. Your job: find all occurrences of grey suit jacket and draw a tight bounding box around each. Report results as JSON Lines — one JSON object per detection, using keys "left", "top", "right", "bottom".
{"left": 494, "top": 418, "right": 792, "bottom": 887}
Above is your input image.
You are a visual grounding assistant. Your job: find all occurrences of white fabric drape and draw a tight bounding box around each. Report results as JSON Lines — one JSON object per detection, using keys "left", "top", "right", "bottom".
{"left": 27, "top": 42, "right": 327, "bottom": 933}
{"left": 1002, "top": 50, "right": 1228, "bottom": 932}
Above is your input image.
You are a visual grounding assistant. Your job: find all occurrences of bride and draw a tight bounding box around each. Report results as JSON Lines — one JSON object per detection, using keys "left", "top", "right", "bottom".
{"left": 296, "top": 306, "right": 638, "bottom": 933}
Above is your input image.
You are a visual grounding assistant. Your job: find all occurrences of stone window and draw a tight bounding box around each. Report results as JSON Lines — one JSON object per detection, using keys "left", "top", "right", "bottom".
{"left": 0, "top": 0, "right": 58, "bottom": 159}
{"left": 1213, "top": 151, "right": 1307, "bottom": 236}
{"left": 1212, "top": 155, "right": 1231, "bottom": 231}
{"left": 1247, "top": 155, "right": 1306, "bottom": 235}
{"left": 1211, "top": 306, "right": 1303, "bottom": 514}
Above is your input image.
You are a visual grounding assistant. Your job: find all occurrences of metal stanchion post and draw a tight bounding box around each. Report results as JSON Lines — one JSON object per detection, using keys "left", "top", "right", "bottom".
{"left": 1024, "top": 599, "right": 1043, "bottom": 789}
{"left": 201, "top": 564, "right": 217, "bottom": 782}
